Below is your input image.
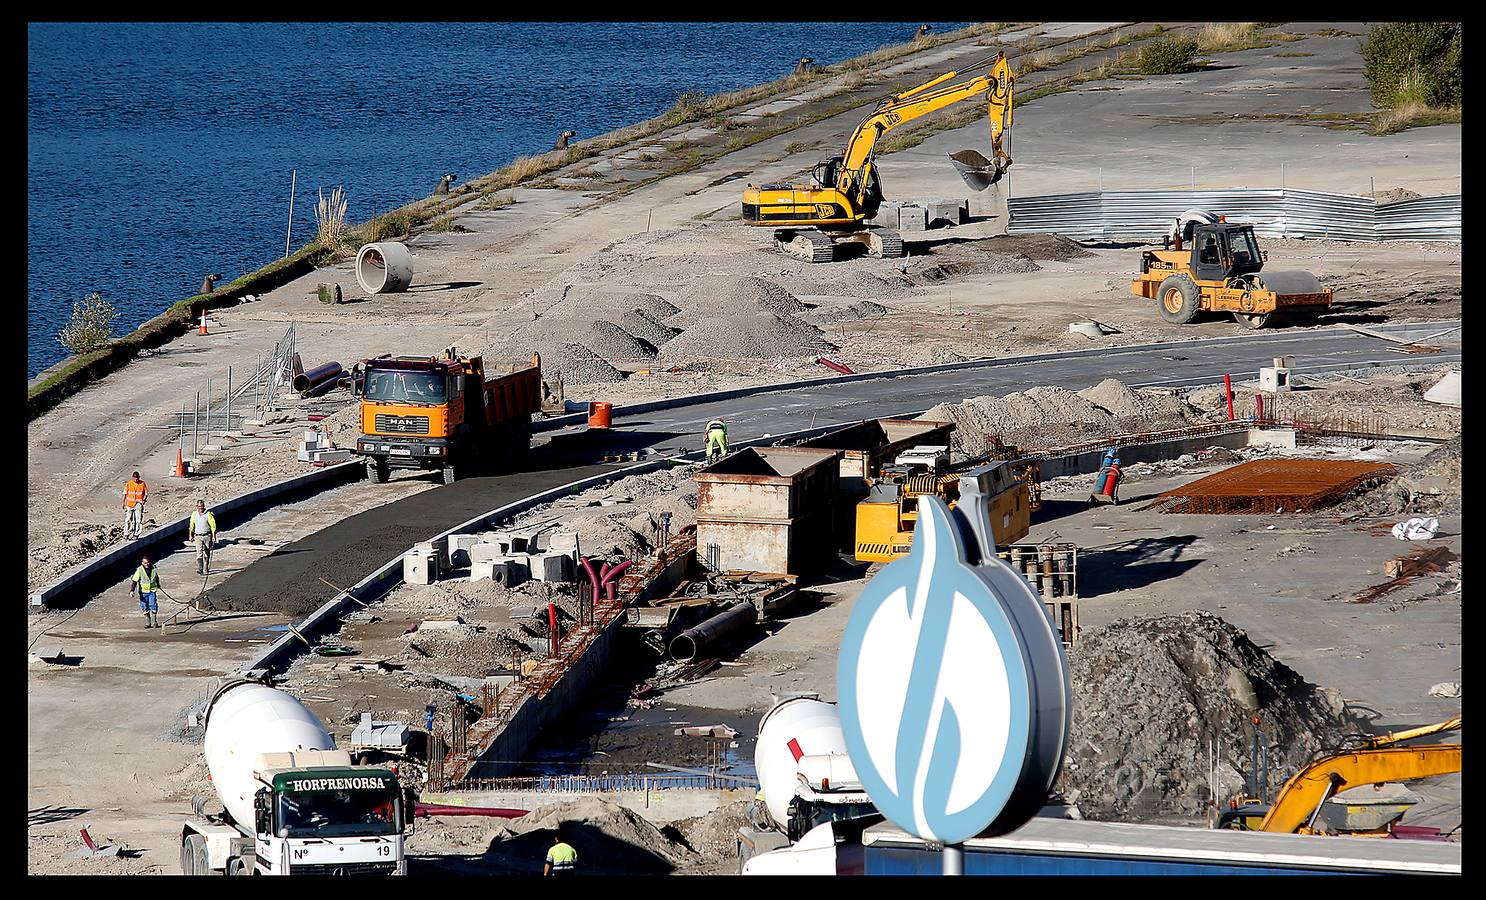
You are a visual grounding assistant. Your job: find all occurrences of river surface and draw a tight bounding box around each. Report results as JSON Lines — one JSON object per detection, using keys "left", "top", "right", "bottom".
{"left": 28, "top": 22, "right": 965, "bottom": 377}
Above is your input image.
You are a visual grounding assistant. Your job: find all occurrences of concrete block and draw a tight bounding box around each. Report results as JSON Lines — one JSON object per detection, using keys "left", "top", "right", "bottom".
{"left": 896, "top": 204, "right": 928, "bottom": 232}
{"left": 505, "top": 532, "right": 533, "bottom": 554}
{"left": 1248, "top": 427, "right": 1298, "bottom": 449}
{"left": 470, "top": 541, "right": 509, "bottom": 566}
{"left": 448, "top": 534, "right": 480, "bottom": 567}
{"left": 500, "top": 557, "right": 531, "bottom": 585}
{"left": 469, "top": 560, "right": 502, "bottom": 583}
{"left": 866, "top": 200, "right": 902, "bottom": 227}
{"left": 928, "top": 199, "right": 968, "bottom": 227}
{"left": 533, "top": 551, "right": 574, "bottom": 583}
{"left": 403, "top": 552, "right": 439, "bottom": 585}
{"left": 546, "top": 532, "right": 581, "bottom": 559}
{"left": 1258, "top": 366, "right": 1293, "bottom": 393}
{"left": 310, "top": 448, "right": 353, "bottom": 464}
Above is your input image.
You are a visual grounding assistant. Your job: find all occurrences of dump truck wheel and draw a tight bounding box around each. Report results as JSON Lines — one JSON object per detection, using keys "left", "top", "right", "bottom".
{"left": 367, "top": 458, "right": 389, "bottom": 483}
{"left": 1156, "top": 275, "right": 1200, "bottom": 324}
{"left": 1233, "top": 312, "right": 1271, "bottom": 329}
{"left": 441, "top": 463, "right": 459, "bottom": 485}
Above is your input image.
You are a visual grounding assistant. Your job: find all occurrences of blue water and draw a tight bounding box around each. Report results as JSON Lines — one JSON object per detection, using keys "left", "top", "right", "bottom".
{"left": 27, "top": 22, "right": 966, "bottom": 378}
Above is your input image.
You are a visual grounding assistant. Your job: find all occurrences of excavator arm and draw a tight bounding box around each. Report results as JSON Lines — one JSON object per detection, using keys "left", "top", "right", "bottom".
{"left": 835, "top": 52, "right": 1013, "bottom": 201}
{"left": 1256, "top": 718, "right": 1462, "bottom": 834}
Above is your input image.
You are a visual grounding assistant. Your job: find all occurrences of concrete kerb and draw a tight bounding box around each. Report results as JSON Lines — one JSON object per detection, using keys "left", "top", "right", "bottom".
{"left": 29, "top": 459, "right": 364, "bottom": 609}
{"left": 532, "top": 322, "right": 1458, "bottom": 434}
{"left": 237, "top": 417, "right": 894, "bottom": 678}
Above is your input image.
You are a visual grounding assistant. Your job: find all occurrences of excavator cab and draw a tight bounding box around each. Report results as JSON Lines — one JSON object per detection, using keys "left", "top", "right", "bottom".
{"left": 1189, "top": 224, "right": 1266, "bottom": 283}
{"left": 811, "top": 157, "right": 842, "bottom": 189}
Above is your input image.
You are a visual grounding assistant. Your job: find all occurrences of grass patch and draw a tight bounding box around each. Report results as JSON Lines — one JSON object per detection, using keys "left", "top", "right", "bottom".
{"left": 1313, "top": 28, "right": 1359, "bottom": 38}
{"left": 1137, "top": 35, "right": 1200, "bottom": 74}
{"left": 425, "top": 213, "right": 472, "bottom": 233}
{"left": 1371, "top": 102, "right": 1462, "bottom": 135}
{"left": 783, "top": 140, "right": 811, "bottom": 154}
{"left": 1360, "top": 22, "right": 1461, "bottom": 135}
{"left": 481, "top": 192, "right": 515, "bottom": 210}
{"left": 1273, "top": 51, "right": 1314, "bottom": 58}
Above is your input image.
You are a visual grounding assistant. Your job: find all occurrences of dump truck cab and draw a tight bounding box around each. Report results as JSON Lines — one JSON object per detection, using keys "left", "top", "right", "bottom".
{"left": 1132, "top": 219, "right": 1332, "bottom": 329}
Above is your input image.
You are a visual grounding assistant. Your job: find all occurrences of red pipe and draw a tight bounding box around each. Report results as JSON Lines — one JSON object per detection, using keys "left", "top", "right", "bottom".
{"left": 1255, "top": 393, "right": 1265, "bottom": 422}
{"left": 606, "top": 582, "right": 617, "bottom": 604}
{"left": 1224, "top": 374, "right": 1234, "bottom": 421}
{"left": 547, "top": 602, "right": 559, "bottom": 654}
{"left": 598, "top": 561, "right": 612, "bottom": 582}
{"left": 816, "top": 357, "right": 854, "bottom": 375}
{"left": 415, "top": 803, "right": 527, "bottom": 819}
{"left": 579, "top": 556, "right": 602, "bottom": 599}
{"left": 602, "top": 559, "right": 633, "bottom": 585}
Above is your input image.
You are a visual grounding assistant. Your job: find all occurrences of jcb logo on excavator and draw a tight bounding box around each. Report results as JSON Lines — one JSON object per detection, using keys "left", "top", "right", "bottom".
{"left": 884, "top": 111, "right": 901, "bottom": 126}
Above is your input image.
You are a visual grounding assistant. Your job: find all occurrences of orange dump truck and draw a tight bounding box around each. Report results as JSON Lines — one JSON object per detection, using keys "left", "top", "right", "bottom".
{"left": 352, "top": 350, "right": 541, "bottom": 484}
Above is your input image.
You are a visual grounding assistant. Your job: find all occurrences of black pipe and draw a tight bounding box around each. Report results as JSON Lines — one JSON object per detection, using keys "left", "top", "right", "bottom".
{"left": 669, "top": 601, "right": 756, "bottom": 662}
{"left": 293, "top": 362, "right": 344, "bottom": 393}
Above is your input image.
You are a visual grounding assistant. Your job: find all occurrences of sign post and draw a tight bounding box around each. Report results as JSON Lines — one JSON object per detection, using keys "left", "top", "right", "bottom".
{"left": 837, "top": 465, "right": 1071, "bottom": 874}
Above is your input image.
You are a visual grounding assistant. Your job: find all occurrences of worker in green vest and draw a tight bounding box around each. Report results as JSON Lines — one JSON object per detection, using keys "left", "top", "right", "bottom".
{"left": 187, "top": 500, "right": 218, "bottom": 575}
{"left": 705, "top": 418, "right": 729, "bottom": 462}
{"left": 544, "top": 829, "right": 577, "bottom": 876}
{"left": 130, "top": 555, "right": 162, "bottom": 629}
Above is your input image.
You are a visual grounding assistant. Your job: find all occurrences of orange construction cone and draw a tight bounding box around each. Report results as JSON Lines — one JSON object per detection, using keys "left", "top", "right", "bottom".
{"left": 198, "top": 308, "right": 208, "bottom": 335}
{"left": 174, "top": 448, "right": 186, "bottom": 477}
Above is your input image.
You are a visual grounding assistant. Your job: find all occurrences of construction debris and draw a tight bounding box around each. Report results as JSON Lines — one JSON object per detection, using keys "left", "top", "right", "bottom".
{"left": 1351, "top": 546, "right": 1457, "bottom": 605}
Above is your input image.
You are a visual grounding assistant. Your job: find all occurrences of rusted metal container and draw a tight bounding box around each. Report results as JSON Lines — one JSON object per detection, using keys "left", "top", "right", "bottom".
{"left": 694, "top": 446, "right": 841, "bottom": 576}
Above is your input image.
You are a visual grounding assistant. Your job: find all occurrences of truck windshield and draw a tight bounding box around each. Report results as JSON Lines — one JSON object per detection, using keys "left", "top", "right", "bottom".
{"left": 363, "top": 369, "right": 446, "bottom": 404}
{"left": 276, "top": 790, "right": 400, "bottom": 838}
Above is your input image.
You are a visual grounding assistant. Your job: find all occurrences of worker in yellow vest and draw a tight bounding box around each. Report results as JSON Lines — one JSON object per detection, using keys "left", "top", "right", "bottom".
{"left": 705, "top": 418, "right": 729, "bottom": 461}
{"left": 130, "top": 555, "right": 162, "bottom": 629}
{"left": 544, "top": 830, "right": 577, "bottom": 876}
{"left": 122, "top": 471, "right": 148, "bottom": 539}
{"left": 187, "top": 500, "right": 218, "bottom": 575}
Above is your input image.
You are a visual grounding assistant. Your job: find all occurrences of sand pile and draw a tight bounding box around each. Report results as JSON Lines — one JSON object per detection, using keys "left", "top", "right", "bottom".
{"left": 794, "top": 269, "right": 916, "bottom": 299}
{"left": 1079, "top": 378, "right": 1190, "bottom": 420}
{"left": 1344, "top": 436, "right": 1461, "bottom": 516}
{"left": 808, "top": 299, "right": 888, "bottom": 324}
{"left": 674, "top": 800, "right": 751, "bottom": 860}
{"left": 664, "top": 313, "right": 835, "bottom": 361}
{"left": 920, "top": 385, "right": 1115, "bottom": 455}
{"left": 478, "top": 798, "right": 698, "bottom": 874}
{"left": 1058, "top": 612, "right": 1356, "bottom": 822}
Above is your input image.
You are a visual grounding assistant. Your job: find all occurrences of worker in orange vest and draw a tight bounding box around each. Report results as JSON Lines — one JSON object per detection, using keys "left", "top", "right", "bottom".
{"left": 122, "top": 471, "right": 148, "bottom": 539}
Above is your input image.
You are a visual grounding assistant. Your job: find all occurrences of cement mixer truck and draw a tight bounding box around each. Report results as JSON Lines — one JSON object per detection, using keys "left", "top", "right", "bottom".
{"left": 181, "top": 680, "right": 408, "bottom": 875}
{"left": 737, "top": 695, "right": 881, "bottom": 875}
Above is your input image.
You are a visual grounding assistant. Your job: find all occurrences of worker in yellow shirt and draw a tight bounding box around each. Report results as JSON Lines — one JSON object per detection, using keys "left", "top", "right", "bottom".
{"left": 544, "top": 830, "right": 577, "bottom": 876}
{"left": 122, "top": 471, "right": 148, "bottom": 539}
{"left": 705, "top": 418, "right": 729, "bottom": 462}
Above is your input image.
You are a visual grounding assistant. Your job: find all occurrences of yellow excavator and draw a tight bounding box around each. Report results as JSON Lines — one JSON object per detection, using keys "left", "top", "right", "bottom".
{"left": 741, "top": 52, "right": 1014, "bottom": 263}
{"left": 1218, "top": 716, "right": 1461, "bottom": 836}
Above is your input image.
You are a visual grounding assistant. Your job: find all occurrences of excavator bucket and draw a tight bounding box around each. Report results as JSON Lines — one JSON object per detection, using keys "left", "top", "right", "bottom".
{"left": 949, "top": 149, "right": 1007, "bottom": 192}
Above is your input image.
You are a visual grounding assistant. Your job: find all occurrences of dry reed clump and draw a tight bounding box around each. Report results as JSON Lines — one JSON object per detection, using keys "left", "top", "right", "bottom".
{"left": 315, "top": 186, "right": 348, "bottom": 249}
{"left": 1194, "top": 22, "right": 1260, "bottom": 53}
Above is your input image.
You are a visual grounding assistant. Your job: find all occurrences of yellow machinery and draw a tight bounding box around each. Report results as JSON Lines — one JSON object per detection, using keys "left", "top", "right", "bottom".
{"left": 1218, "top": 716, "right": 1461, "bottom": 835}
{"left": 855, "top": 457, "right": 1030, "bottom": 564}
{"left": 741, "top": 52, "right": 1013, "bottom": 263}
{"left": 1130, "top": 211, "right": 1333, "bottom": 329}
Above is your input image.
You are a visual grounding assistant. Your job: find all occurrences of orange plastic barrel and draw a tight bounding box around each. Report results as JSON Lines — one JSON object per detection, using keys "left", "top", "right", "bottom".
{"left": 588, "top": 401, "right": 613, "bottom": 429}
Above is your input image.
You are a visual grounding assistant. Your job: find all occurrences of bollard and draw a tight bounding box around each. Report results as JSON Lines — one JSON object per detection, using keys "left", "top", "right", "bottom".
{"left": 1224, "top": 374, "right": 1234, "bottom": 421}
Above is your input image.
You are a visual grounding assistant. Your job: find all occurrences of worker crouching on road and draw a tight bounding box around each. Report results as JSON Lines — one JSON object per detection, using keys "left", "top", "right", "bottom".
{"left": 544, "top": 829, "right": 577, "bottom": 876}
{"left": 122, "top": 470, "right": 148, "bottom": 539}
{"left": 131, "top": 555, "right": 162, "bottom": 629}
{"left": 705, "top": 418, "right": 729, "bottom": 461}
{"left": 187, "top": 500, "right": 218, "bottom": 575}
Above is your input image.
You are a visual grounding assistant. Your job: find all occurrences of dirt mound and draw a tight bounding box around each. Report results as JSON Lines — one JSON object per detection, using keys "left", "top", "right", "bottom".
{"left": 1375, "top": 187, "right": 1423, "bottom": 205}
{"left": 664, "top": 313, "right": 835, "bottom": 361}
{"left": 969, "top": 232, "right": 1093, "bottom": 261}
{"left": 1344, "top": 436, "right": 1461, "bottom": 516}
{"left": 1058, "top": 612, "right": 1356, "bottom": 822}
{"left": 916, "top": 254, "right": 1041, "bottom": 282}
{"left": 920, "top": 383, "right": 1117, "bottom": 455}
{"left": 479, "top": 798, "right": 697, "bottom": 874}
{"left": 673, "top": 800, "right": 751, "bottom": 859}
{"left": 1079, "top": 378, "right": 1191, "bottom": 420}
{"left": 808, "top": 299, "right": 888, "bottom": 324}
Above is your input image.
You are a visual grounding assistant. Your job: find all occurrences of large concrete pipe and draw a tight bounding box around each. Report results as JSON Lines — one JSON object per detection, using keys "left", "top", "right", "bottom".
{"left": 293, "top": 361, "right": 344, "bottom": 393}
{"left": 355, "top": 241, "right": 415, "bottom": 294}
{"left": 669, "top": 601, "right": 756, "bottom": 662}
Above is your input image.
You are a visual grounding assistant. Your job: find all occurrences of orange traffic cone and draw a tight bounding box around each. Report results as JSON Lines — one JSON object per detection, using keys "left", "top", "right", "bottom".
{"left": 174, "top": 448, "right": 186, "bottom": 477}
{"left": 198, "top": 308, "right": 208, "bottom": 335}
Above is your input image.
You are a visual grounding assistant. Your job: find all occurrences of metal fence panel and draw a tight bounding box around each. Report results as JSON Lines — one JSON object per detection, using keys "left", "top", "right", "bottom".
{"left": 1008, "top": 189, "right": 1461, "bottom": 243}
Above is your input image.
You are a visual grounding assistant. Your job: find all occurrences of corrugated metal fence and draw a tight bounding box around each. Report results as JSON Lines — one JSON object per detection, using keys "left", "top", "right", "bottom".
{"left": 1008, "top": 189, "right": 1461, "bottom": 243}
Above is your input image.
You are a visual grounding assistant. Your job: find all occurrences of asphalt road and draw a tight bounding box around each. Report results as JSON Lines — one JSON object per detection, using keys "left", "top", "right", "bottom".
{"left": 209, "top": 320, "right": 1457, "bottom": 614}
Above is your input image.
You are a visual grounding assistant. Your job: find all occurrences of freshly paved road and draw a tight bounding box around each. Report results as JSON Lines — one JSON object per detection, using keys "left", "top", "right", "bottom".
{"left": 209, "top": 320, "right": 1458, "bottom": 612}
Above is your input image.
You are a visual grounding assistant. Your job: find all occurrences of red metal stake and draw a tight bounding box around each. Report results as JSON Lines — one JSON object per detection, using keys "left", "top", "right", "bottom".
{"left": 547, "top": 603, "right": 558, "bottom": 656}
{"left": 1224, "top": 374, "right": 1234, "bottom": 421}
{"left": 1255, "top": 393, "right": 1265, "bottom": 422}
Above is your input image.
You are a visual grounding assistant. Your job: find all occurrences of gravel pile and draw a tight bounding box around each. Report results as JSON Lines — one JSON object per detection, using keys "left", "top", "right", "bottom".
{"left": 1058, "top": 612, "right": 1356, "bottom": 822}
{"left": 1079, "top": 378, "right": 1189, "bottom": 419}
{"left": 584, "top": 321, "right": 658, "bottom": 360}
{"left": 921, "top": 385, "right": 1115, "bottom": 455}
{"left": 538, "top": 343, "right": 625, "bottom": 384}
{"left": 671, "top": 277, "right": 809, "bottom": 325}
{"left": 795, "top": 269, "right": 916, "bottom": 299}
{"left": 618, "top": 309, "right": 680, "bottom": 347}
{"left": 808, "top": 299, "right": 888, "bottom": 324}
{"left": 663, "top": 313, "right": 836, "bottom": 360}
{"left": 674, "top": 800, "right": 751, "bottom": 859}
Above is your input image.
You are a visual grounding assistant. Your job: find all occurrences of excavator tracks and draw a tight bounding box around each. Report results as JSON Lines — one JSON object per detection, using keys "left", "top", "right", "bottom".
{"left": 774, "top": 229, "right": 835, "bottom": 264}
{"left": 867, "top": 228, "right": 904, "bottom": 259}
